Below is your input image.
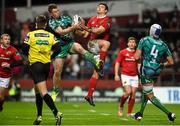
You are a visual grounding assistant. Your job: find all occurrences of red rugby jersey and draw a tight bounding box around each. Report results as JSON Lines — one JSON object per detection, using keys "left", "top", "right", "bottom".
{"left": 87, "top": 15, "right": 111, "bottom": 41}
{"left": 0, "top": 45, "right": 22, "bottom": 77}
{"left": 116, "top": 48, "right": 138, "bottom": 76}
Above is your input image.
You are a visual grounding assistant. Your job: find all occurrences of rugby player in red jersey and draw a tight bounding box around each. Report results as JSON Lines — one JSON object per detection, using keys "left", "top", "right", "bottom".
{"left": 76, "top": 3, "right": 111, "bottom": 106}
{"left": 0, "top": 34, "right": 23, "bottom": 111}
{"left": 114, "top": 37, "right": 139, "bottom": 117}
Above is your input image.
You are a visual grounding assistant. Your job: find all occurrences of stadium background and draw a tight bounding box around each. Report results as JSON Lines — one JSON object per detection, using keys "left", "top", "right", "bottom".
{"left": 0, "top": 0, "right": 180, "bottom": 125}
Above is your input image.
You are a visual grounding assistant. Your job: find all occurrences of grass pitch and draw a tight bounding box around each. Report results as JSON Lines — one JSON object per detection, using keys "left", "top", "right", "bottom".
{"left": 0, "top": 101, "right": 179, "bottom": 125}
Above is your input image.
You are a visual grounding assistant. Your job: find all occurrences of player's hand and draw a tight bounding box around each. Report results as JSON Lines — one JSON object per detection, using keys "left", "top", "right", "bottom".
{"left": 72, "top": 23, "right": 81, "bottom": 30}
{"left": 1, "top": 62, "right": 10, "bottom": 68}
{"left": 114, "top": 75, "right": 120, "bottom": 81}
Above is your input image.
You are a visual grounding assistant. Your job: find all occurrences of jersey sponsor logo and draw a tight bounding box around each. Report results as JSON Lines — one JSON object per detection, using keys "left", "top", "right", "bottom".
{"left": 100, "top": 21, "right": 104, "bottom": 25}
{"left": 6, "top": 51, "right": 12, "bottom": 55}
{"left": 125, "top": 58, "right": 135, "bottom": 61}
{"left": 34, "top": 33, "right": 50, "bottom": 37}
{"left": 36, "top": 40, "right": 49, "bottom": 45}
{"left": 125, "top": 53, "right": 129, "bottom": 56}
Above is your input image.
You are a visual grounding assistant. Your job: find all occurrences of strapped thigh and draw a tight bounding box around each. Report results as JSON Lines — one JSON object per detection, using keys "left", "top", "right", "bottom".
{"left": 142, "top": 84, "right": 153, "bottom": 94}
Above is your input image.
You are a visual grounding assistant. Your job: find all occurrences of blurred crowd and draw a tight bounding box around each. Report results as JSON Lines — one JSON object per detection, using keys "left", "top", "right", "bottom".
{"left": 2, "top": 6, "right": 180, "bottom": 82}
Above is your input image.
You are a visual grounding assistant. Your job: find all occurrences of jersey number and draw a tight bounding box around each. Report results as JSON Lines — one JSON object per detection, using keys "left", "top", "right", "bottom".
{"left": 150, "top": 45, "right": 158, "bottom": 58}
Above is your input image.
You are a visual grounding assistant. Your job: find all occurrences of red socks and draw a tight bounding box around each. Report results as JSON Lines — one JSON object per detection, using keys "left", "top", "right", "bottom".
{"left": 128, "top": 97, "right": 135, "bottom": 114}
{"left": 120, "top": 95, "right": 128, "bottom": 108}
{"left": 100, "top": 50, "right": 107, "bottom": 61}
{"left": 87, "top": 77, "right": 98, "bottom": 97}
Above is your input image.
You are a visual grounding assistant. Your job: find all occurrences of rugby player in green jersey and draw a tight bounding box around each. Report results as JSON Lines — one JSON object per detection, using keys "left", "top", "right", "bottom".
{"left": 47, "top": 4, "right": 103, "bottom": 102}
{"left": 134, "top": 24, "right": 175, "bottom": 122}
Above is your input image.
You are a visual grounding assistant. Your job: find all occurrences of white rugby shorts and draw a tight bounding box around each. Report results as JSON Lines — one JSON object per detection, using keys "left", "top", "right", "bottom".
{"left": 121, "top": 74, "right": 139, "bottom": 87}
{"left": 0, "top": 77, "right": 10, "bottom": 88}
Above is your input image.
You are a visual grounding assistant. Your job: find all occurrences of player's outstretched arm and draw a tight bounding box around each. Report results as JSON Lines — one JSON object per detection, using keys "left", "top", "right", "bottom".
{"left": 55, "top": 23, "right": 81, "bottom": 35}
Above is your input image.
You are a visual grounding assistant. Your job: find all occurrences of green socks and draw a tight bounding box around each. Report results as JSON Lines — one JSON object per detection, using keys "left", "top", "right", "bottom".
{"left": 140, "top": 94, "right": 148, "bottom": 115}
{"left": 83, "top": 52, "right": 97, "bottom": 65}
{"left": 150, "top": 96, "right": 170, "bottom": 115}
{"left": 53, "top": 86, "right": 60, "bottom": 94}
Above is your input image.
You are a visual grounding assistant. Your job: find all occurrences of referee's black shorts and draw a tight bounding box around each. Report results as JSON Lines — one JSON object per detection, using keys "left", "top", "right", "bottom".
{"left": 30, "top": 62, "right": 50, "bottom": 84}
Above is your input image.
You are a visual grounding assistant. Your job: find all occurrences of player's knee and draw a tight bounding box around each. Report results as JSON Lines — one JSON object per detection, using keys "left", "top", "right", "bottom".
{"left": 106, "top": 41, "right": 110, "bottom": 48}
{"left": 103, "top": 41, "right": 110, "bottom": 48}
{"left": 92, "top": 73, "right": 98, "bottom": 79}
{"left": 101, "top": 43, "right": 110, "bottom": 51}
{"left": 78, "top": 46, "right": 85, "bottom": 53}
{"left": 142, "top": 85, "right": 153, "bottom": 96}
{"left": 146, "top": 93, "right": 154, "bottom": 99}
{"left": 130, "top": 93, "right": 136, "bottom": 99}
{"left": 125, "top": 91, "right": 131, "bottom": 96}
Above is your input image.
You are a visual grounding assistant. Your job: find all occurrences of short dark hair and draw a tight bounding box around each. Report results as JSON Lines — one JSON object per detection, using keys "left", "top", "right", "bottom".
{"left": 35, "top": 15, "right": 47, "bottom": 29}
{"left": 48, "top": 3, "right": 58, "bottom": 13}
{"left": 128, "top": 37, "right": 137, "bottom": 43}
{"left": 98, "top": 3, "right": 108, "bottom": 12}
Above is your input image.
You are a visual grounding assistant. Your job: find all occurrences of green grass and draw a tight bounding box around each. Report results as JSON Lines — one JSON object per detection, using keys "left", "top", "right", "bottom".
{"left": 0, "top": 101, "right": 179, "bottom": 125}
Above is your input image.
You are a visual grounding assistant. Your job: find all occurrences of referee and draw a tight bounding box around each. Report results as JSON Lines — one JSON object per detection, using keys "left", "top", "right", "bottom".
{"left": 22, "top": 15, "right": 62, "bottom": 125}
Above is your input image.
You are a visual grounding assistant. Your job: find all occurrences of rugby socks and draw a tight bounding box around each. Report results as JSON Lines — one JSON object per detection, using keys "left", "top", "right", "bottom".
{"left": 35, "top": 93, "right": 43, "bottom": 116}
{"left": 43, "top": 94, "right": 58, "bottom": 116}
{"left": 150, "top": 96, "right": 170, "bottom": 115}
{"left": 120, "top": 95, "right": 128, "bottom": 108}
{"left": 53, "top": 86, "right": 60, "bottom": 94}
{"left": 87, "top": 77, "right": 98, "bottom": 97}
{"left": 100, "top": 50, "right": 107, "bottom": 61}
{"left": 0, "top": 99, "right": 5, "bottom": 111}
{"left": 83, "top": 52, "right": 97, "bottom": 65}
{"left": 128, "top": 97, "right": 135, "bottom": 114}
{"left": 140, "top": 94, "right": 148, "bottom": 114}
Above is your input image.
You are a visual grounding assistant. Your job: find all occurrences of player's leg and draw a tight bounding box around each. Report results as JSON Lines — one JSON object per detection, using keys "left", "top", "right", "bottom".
{"left": 51, "top": 58, "right": 65, "bottom": 102}
{"left": 118, "top": 74, "right": 132, "bottom": 116}
{"left": 0, "top": 87, "right": 6, "bottom": 111}
{"left": 118, "top": 85, "right": 131, "bottom": 117}
{"left": 127, "top": 75, "right": 138, "bottom": 116}
{"left": 135, "top": 82, "right": 175, "bottom": 122}
{"left": 127, "top": 87, "right": 136, "bottom": 116}
{"left": 33, "top": 87, "right": 43, "bottom": 125}
{"left": 85, "top": 70, "right": 98, "bottom": 106}
{"left": 36, "top": 81, "right": 63, "bottom": 125}
{"left": 0, "top": 77, "right": 10, "bottom": 111}
{"left": 98, "top": 40, "right": 110, "bottom": 61}
{"left": 134, "top": 83, "right": 152, "bottom": 121}
{"left": 146, "top": 85, "right": 176, "bottom": 122}
{"left": 70, "top": 42, "right": 103, "bottom": 71}
{"left": 31, "top": 62, "right": 63, "bottom": 125}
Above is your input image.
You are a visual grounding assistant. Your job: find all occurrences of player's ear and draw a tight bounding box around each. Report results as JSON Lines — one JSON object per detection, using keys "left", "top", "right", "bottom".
{"left": 44, "top": 23, "right": 47, "bottom": 29}
{"left": 105, "top": 10, "right": 107, "bottom": 14}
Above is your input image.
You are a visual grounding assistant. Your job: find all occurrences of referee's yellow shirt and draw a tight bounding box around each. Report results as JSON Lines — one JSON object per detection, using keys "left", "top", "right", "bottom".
{"left": 24, "top": 29, "right": 58, "bottom": 65}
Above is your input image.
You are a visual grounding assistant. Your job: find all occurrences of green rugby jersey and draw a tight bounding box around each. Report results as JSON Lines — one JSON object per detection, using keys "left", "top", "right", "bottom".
{"left": 137, "top": 36, "right": 172, "bottom": 79}
{"left": 137, "top": 36, "right": 172, "bottom": 69}
{"left": 48, "top": 15, "right": 73, "bottom": 45}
